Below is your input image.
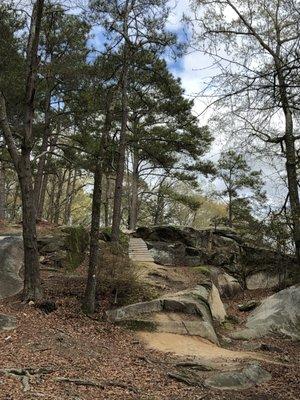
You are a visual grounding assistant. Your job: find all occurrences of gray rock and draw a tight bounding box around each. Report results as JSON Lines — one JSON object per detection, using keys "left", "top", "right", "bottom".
{"left": 148, "top": 244, "right": 174, "bottom": 265}
{"left": 217, "top": 272, "right": 242, "bottom": 298}
{"left": 246, "top": 271, "right": 280, "bottom": 290}
{"left": 232, "top": 285, "right": 300, "bottom": 340}
{"left": 106, "top": 299, "right": 163, "bottom": 322}
{"left": 0, "top": 314, "right": 16, "bottom": 331}
{"left": 0, "top": 237, "right": 23, "bottom": 299}
{"left": 238, "top": 300, "right": 260, "bottom": 312}
{"left": 204, "top": 364, "right": 271, "bottom": 390}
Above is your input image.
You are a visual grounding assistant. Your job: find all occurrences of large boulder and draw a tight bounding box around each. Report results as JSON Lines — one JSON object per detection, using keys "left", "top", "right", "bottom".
{"left": 231, "top": 285, "right": 300, "bottom": 340}
{"left": 107, "top": 283, "right": 226, "bottom": 344}
{"left": 0, "top": 237, "right": 23, "bottom": 299}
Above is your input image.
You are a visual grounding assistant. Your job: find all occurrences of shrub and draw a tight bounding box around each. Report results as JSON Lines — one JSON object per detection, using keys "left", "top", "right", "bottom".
{"left": 61, "top": 225, "right": 89, "bottom": 270}
{"left": 96, "top": 242, "right": 155, "bottom": 306}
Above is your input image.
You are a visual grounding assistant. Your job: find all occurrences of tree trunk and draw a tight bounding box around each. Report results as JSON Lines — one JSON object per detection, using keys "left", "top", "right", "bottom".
{"left": 0, "top": 162, "right": 6, "bottom": 221}
{"left": 37, "top": 172, "right": 48, "bottom": 220}
{"left": 129, "top": 148, "right": 139, "bottom": 230}
{"left": 65, "top": 169, "right": 77, "bottom": 225}
{"left": 37, "top": 130, "right": 59, "bottom": 220}
{"left": 111, "top": 44, "right": 129, "bottom": 242}
{"left": 154, "top": 182, "right": 165, "bottom": 225}
{"left": 34, "top": 90, "right": 51, "bottom": 216}
{"left": 48, "top": 174, "right": 57, "bottom": 222}
{"left": 19, "top": 154, "right": 42, "bottom": 301}
{"left": 276, "top": 62, "right": 300, "bottom": 265}
{"left": 83, "top": 161, "right": 103, "bottom": 314}
{"left": 104, "top": 174, "right": 110, "bottom": 227}
{"left": 228, "top": 190, "right": 233, "bottom": 228}
{"left": 11, "top": 182, "right": 19, "bottom": 222}
{"left": 83, "top": 95, "right": 113, "bottom": 314}
{"left": 284, "top": 111, "right": 300, "bottom": 264}
{"left": 53, "top": 169, "right": 66, "bottom": 225}
{"left": 63, "top": 169, "right": 72, "bottom": 225}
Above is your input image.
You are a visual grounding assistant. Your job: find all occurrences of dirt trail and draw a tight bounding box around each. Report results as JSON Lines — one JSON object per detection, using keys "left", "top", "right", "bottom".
{"left": 138, "top": 332, "right": 273, "bottom": 364}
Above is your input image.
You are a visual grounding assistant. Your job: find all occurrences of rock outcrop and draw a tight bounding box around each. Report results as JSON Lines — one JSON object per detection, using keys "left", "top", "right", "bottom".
{"left": 135, "top": 226, "right": 296, "bottom": 291}
{"left": 107, "top": 283, "right": 226, "bottom": 345}
{"left": 232, "top": 284, "right": 300, "bottom": 340}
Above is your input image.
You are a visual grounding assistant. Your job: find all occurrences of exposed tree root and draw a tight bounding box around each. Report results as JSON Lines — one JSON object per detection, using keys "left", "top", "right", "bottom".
{"left": 1, "top": 367, "right": 55, "bottom": 391}
{"left": 56, "top": 376, "right": 139, "bottom": 394}
{"left": 167, "top": 371, "right": 203, "bottom": 387}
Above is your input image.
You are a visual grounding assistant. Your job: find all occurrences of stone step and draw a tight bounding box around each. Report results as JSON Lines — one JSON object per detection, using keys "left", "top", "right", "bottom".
{"left": 129, "top": 237, "right": 154, "bottom": 262}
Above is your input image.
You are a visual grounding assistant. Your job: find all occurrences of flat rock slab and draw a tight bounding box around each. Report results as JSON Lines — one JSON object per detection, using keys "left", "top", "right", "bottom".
{"left": 0, "top": 314, "right": 16, "bottom": 331}
{"left": 204, "top": 364, "right": 271, "bottom": 390}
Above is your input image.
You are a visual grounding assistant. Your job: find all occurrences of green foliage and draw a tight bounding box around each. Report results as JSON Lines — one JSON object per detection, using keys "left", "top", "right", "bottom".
{"left": 61, "top": 226, "right": 89, "bottom": 270}
{"left": 192, "top": 266, "right": 211, "bottom": 275}
{"left": 214, "top": 149, "right": 266, "bottom": 227}
{"left": 99, "top": 227, "right": 129, "bottom": 251}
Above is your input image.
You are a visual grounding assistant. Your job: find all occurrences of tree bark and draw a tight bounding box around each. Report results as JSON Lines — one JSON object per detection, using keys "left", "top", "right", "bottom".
{"left": 47, "top": 174, "right": 57, "bottom": 223}
{"left": 83, "top": 161, "right": 103, "bottom": 314}
{"left": 228, "top": 190, "right": 233, "bottom": 228}
{"left": 283, "top": 111, "right": 300, "bottom": 264}
{"left": 276, "top": 60, "right": 300, "bottom": 265}
{"left": 0, "top": 162, "right": 6, "bottom": 221}
{"left": 11, "top": 182, "right": 19, "bottom": 222}
{"left": 111, "top": 42, "right": 130, "bottom": 242}
{"left": 83, "top": 95, "right": 113, "bottom": 314}
{"left": 129, "top": 148, "right": 139, "bottom": 230}
{"left": 63, "top": 169, "right": 72, "bottom": 225}
{"left": 37, "top": 172, "right": 48, "bottom": 220}
{"left": 65, "top": 169, "right": 77, "bottom": 225}
{"left": 19, "top": 154, "right": 42, "bottom": 301}
{"left": 104, "top": 174, "right": 110, "bottom": 227}
{"left": 154, "top": 179, "right": 166, "bottom": 225}
{"left": 37, "top": 130, "right": 59, "bottom": 220}
{"left": 34, "top": 89, "right": 51, "bottom": 216}
{"left": 53, "top": 169, "right": 66, "bottom": 225}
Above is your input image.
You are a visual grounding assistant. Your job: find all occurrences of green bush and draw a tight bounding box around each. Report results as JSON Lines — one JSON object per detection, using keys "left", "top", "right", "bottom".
{"left": 61, "top": 225, "right": 89, "bottom": 270}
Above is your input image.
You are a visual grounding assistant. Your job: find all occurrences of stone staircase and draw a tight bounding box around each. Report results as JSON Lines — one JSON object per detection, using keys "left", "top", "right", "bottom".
{"left": 129, "top": 237, "right": 154, "bottom": 263}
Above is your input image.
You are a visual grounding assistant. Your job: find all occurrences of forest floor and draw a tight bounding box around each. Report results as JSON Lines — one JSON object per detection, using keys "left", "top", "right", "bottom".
{"left": 0, "top": 268, "right": 299, "bottom": 400}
